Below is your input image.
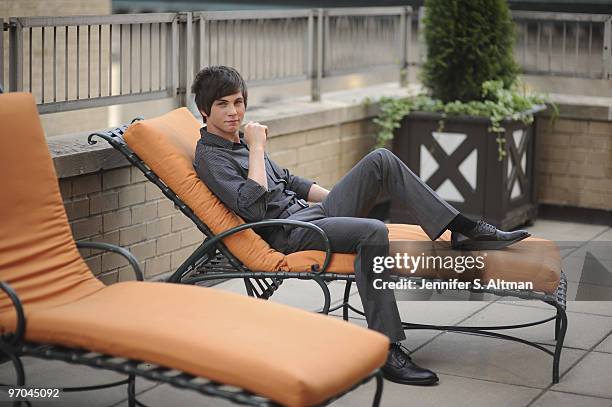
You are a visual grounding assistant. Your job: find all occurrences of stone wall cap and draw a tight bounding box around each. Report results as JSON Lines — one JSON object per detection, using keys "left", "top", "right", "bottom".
{"left": 545, "top": 93, "right": 612, "bottom": 121}
{"left": 51, "top": 83, "right": 418, "bottom": 178}
{"left": 49, "top": 83, "right": 609, "bottom": 179}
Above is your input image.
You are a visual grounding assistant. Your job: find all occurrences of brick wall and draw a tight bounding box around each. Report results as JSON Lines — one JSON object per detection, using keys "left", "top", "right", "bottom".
{"left": 536, "top": 117, "right": 612, "bottom": 210}
{"left": 59, "top": 119, "right": 376, "bottom": 282}
{"left": 268, "top": 121, "right": 377, "bottom": 188}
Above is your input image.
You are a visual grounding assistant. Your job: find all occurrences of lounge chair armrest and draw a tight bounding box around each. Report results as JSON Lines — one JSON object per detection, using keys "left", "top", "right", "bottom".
{"left": 88, "top": 129, "right": 127, "bottom": 149}
{"left": 0, "top": 281, "right": 26, "bottom": 346}
{"left": 188, "top": 219, "right": 332, "bottom": 275}
{"left": 87, "top": 118, "right": 143, "bottom": 148}
{"left": 76, "top": 241, "right": 144, "bottom": 281}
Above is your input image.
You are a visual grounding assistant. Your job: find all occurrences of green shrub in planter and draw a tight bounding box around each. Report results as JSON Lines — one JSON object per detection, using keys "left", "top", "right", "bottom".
{"left": 374, "top": 0, "right": 555, "bottom": 160}
{"left": 422, "top": 0, "right": 519, "bottom": 103}
{"left": 374, "top": 80, "right": 549, "bottom": 161}
{"left": 372, "top": 0, "right": 556, "bottom": 228}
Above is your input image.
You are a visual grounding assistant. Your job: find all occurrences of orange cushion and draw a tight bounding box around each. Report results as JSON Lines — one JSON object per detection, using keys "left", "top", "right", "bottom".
{"left": 286, "top": 225, "right": 561, "bottom": 294}
{"left": 26, "top": 282, "right": 389, "bottom": 407}
{"left": 0, "top": 93, "right": 104, "bottom": 329}
{"left": 123, "top": 109, "right": 287, "bottom": 272}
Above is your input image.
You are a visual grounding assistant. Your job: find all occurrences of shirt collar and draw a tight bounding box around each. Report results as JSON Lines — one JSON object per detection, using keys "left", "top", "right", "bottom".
{"left": 200, "top": 127, "right": 246, "bottom": 150}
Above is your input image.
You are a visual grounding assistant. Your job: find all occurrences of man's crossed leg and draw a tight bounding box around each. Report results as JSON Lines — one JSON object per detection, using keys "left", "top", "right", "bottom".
{"left": 282, "top": 148, "right": 529, "bottom": 385}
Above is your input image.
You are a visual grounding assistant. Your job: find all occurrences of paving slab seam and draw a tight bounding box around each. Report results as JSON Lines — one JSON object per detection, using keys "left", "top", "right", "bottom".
{"left": 473, "top": 304, "right": 612, "bottom": 352}
{"left": 108, "top": 382, "right": 164, "bottom": 407}
{"left": 590, "top": 327, "right": 612, "bottom": 354}
{"left": 408, "top": 300, "right": 497, "bottom": 354}
{"left": 330, "top": 312, "right": 451, "bottom": 356}
{"left": 540, "top": 388, "right": 612, "bottom": 401}
{"left": 525, "top": 326, "right": 612, "bottom": 406}
{"left": 558, "top": 226, "right": 611, "bottom": 260}
{"left": 332, "top": 300, "right": 496, "bottom": 355}
{"left": 526, "top": 386, "right": 612, "bottom": 407}
{"left": 494, "top": 300, "right": 612, "bottom": 317}
{"left": 329, "top": 313, "right": 367, "bottom": 321}
{"left": 431, "top": 370, "right": 549, "bottom": 392}
{"left": 563, "top": 307, "right": 612, "bottom": 318}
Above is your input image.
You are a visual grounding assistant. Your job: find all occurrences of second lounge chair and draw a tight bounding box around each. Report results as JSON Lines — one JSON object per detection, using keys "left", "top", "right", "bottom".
{"left": 90, "top": 106, "right": 568, "bottom": 384}
{"left": 0, "top": 92, "right": 389, "bottom": 407}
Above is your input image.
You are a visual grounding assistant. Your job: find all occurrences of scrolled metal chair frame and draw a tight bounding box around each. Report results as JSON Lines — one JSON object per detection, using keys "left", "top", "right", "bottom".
{"left": 0, "top": 243, "right": 383, "bottom": 406}
{"left": 89, "top": 121, "right": 568, "bottom": 385}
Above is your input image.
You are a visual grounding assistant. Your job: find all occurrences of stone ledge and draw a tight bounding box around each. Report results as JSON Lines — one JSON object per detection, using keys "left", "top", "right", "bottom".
{"left": 49, "top": 132, "right": 130, "bottom": 179}
{"left": 51, "top": 82, "right": 417, "bottom": 179}
{"left": 49, "top": 83, "right": 610, "bottom": 179}
{"left": 543, "top": 93, "right": 612, "bottom": 122}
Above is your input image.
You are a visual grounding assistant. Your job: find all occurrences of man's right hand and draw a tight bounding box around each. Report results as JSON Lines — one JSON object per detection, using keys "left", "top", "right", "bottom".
{"left": 244, "top": 121, "right": 268, "bottom": 149}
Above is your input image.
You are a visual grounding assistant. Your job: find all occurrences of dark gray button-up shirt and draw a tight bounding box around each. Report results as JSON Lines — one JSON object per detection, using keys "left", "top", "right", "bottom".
{"left": 194, "top": 128, "right": 315, "bottom": 231}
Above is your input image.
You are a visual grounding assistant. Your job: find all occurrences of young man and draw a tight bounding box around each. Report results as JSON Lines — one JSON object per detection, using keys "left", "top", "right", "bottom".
{"left": 192, "top": 66, "right": 529, "bottom": 386}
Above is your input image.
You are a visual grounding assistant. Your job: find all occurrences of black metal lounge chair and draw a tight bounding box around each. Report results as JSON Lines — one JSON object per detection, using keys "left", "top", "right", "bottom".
{"left": 0, "top": 92, "right": 389, "bottom": 407}
{"left": 90, "top": 107, "right": 568, "bottom": 384}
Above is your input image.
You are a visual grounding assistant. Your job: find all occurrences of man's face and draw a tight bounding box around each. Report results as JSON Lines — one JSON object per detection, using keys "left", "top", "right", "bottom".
{"left": 202, "top": 92, "right": 245, "bottom": 138}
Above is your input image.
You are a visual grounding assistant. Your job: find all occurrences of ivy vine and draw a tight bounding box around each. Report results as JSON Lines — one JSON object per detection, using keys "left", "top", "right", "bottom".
{"left": 373, "top": 80, "right": 556, "bottom": 161}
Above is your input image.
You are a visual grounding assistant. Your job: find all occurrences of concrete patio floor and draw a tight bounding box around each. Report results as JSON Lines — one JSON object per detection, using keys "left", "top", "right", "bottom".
{"left": 1, "top": 219, "right": 611, "bottom": 407}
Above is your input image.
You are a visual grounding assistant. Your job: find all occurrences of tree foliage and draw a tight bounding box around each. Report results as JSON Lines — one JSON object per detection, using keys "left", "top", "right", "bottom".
{"left": 421, "top": 0, "right": 519, "bottom": 103}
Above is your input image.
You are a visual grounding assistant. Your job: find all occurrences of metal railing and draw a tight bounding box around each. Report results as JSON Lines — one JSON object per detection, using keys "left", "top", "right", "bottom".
{"left": 1, "top": 7, "right": 413, "bottom": 113}
{"left": 323, "top": 7, "right": 411, "bottom": 82}
{"left": 1, "top": 18, "right": 4, "bottom": 93}
{"left": 187, "top": 7, "right": 412, "bottom": 103}
{"left": 188, "top": 9, "right": 314, "bottom": 105}
{"left": 4, "top": 13, "right": 178, "bottom": 113}
{"left": 512, "top": 11, "right": 612, "bottom": 80}
{"left": 1, "top": 8, "right": 610, "bottom": 114}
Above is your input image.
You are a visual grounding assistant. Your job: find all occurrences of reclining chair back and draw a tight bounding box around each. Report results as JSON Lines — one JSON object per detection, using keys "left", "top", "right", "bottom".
{"left": 0, "top": 93, "right": 103, "bottom": 330}
{"left": 124, "top": 109, "right": 289, "bottom": 272}
{"left": 122, "top": 110, "right": 433, "bottom": 274}
{"left": 123, "top": 109, "right": 562, "bottom": 293}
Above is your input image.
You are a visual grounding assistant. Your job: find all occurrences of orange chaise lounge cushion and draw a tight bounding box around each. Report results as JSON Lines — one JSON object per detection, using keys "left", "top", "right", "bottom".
{"left": 26, "top": 282, "right": 389, "bottom": 407}
{"left": 124, "top": 108, "right": 562, "bottom": 294}
{"left": 0, "top": 93, "right": 390, "bottom": 407}
{"left": 286, "top": 226, "right": 562, "bottom": 294}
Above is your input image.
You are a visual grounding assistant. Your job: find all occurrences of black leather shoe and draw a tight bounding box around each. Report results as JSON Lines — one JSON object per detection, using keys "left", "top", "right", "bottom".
{"left": 451, "top": 220, "right": 530, "bottom": 251}
{"left": 381, "top": 343, "right": 439, "bottom": 386}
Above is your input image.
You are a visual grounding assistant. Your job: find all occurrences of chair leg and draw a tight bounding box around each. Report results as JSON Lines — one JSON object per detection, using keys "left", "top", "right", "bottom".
{"left": 372, "top": 371, "right": 384, "bottom": 407}
{"left": 243, "top": 279, "right": 256, "bottom": 297}
{"left": 343, "top": 281, "right": 352, "bottom": 321}
{"left": 552, "top": 305, "right": 568, "bottom": 384}
{"left": 7, "top": 353, "right": 26, "bottom": 387}
{"left": 127, "top": 374, "right": 136, "bottom": 407}
{"left": 312, "top": 275, "right": 331, "bottom": 315}
{"left": 2, "top": 352, "right": 27, "bottom": 407}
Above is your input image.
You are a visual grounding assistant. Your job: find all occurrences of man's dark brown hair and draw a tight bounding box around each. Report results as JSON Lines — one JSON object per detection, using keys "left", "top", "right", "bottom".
{"left": 191, "top": 66, "right": 248, "bottom": 123}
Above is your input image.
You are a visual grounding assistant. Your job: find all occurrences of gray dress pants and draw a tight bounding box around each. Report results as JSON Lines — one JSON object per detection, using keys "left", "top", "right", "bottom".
{"left": 280, "top": 148, "right": 459, "bottom": 342}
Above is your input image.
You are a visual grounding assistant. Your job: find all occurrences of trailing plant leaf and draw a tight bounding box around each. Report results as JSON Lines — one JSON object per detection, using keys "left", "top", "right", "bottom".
{"left": 373, "top": 80, "right": 551, "bottom": 161}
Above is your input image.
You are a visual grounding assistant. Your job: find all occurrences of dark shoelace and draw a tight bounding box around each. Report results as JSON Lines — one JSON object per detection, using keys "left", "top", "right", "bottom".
{"left": 476, "top": 219, "right": 497, "bottom": 234}
{"left": 390, "top": 343, "right": 413, "bottom": 367}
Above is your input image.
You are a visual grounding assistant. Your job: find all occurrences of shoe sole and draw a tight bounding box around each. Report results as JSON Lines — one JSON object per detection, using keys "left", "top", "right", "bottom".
{"left": 382, "top": 372, "right": 439, "bottom": 386}
{"left": 452, "top": 233, "right": 531, "bottom": 251}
